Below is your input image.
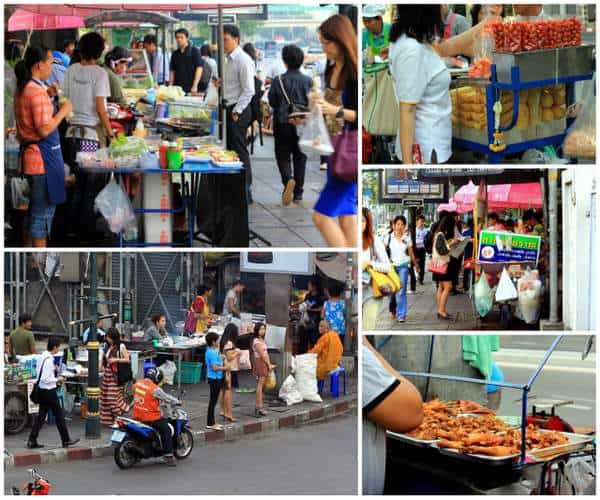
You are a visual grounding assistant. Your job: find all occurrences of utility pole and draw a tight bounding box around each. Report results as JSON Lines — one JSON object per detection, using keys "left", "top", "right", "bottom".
{"left": 85, "top": 253, "right": 101, "bottom": 439}
{"left": 344, "top": 252, "right": 354, "bottom": 353}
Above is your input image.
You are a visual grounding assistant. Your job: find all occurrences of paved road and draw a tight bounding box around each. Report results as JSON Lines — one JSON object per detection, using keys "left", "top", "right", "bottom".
{"left": 495, "top": 344, "right": 595, "bottom": 427}
{"left": 500, "top": 335, "right": 595, "bottom": 353}
{"left": 4, "top": 413, "right": 357, "bottom": 495}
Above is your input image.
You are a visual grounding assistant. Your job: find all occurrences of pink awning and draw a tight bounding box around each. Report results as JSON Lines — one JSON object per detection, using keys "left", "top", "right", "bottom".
{"left": 15, "top": 4, "right": 252, "bottom": 16}
{"left": 8, "top": 8, "right": 84, "bottom": 31}
{"left": 452, "top": 181, "right": 542, "bottom": 212}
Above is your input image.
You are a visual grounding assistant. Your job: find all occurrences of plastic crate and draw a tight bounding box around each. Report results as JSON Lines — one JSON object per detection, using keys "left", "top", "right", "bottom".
{"left": 175, "top": 362, "right": 202, "bottom": 384}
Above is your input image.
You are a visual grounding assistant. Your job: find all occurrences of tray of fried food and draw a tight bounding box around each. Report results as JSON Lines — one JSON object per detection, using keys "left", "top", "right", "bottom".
{"left": 525, "top": 425, "right": 590, "bottom": 460}
{"left": 387, "top": 399, "right": 457, "bottom": 445}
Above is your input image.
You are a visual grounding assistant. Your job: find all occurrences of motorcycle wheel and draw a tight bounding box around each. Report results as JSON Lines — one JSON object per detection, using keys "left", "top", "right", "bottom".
{"left": 114, "top": 438, "right": 139, "bottom": 469}
{"left": 173, "top": 429, "right": 194, "bottom": 459}
{"left": 5, "top": 392, "right": 29, "bottom": 435}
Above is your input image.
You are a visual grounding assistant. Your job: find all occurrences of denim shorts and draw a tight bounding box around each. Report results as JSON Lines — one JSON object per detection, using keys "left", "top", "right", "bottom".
{"left": 25, "top": 175, "right": 56, "bottom": 239}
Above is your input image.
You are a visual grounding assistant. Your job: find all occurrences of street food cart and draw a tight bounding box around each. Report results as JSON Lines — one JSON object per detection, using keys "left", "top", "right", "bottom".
{"left": 384, "top": 335, "right": 596, "bottom": 494}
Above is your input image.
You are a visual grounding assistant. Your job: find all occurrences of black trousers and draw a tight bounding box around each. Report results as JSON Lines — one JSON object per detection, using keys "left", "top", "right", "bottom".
{"left": 226, "top": 105, "right": 252, "bottom": 191}
{"left": 274, "top": 123, "right": 306, "bottom": 198}
{"left": 409, "top": 266, "right": 417, "bottom": 292}
{"left": 207, "top": 378, "right": 223, "bottom": 426}
{"left": 414, "top": 247, "right": 426, "bottom": 284}
{"left": 148, "top": 418, "right": 173, "bottom": 455}
{"left": 28, "top": 388, "right": 70, "bottom": 444}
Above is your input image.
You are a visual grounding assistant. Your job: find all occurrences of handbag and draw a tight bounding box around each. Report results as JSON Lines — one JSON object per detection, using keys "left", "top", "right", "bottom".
{"left": 277, "top": 75, "right": 309, "bottom": 120}
{"left": 329, "top": 127, "right": 358, "bottom": 183}
{"left": 115, "top": 345, "right": 133, "bottom": 386}
{"left": 428, "top": 232, "right": 450, "bottom": 275}
{"left": 367, "top": 265, "right": 401, "bottom": 298}
{"left": 30, "top": 357, "right": 49, "bottom": 405}
{"left": 363, "top": 62, "right": 399, "bottom": 136}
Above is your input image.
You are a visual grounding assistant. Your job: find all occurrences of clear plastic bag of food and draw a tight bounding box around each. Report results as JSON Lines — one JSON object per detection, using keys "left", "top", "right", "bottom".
{"left": 469, "top": 32, "right": 493, "bottom": 78}
{"left": 516, "top": 268, "right": 542, "bottom": 324}
{"left": 94, "top": 175, "right": 136, "bottom": 234}
{"left": 495, "top": 267, "right": 518, "bottom": 302}
{"left": 563, "top": 79, "right": 595, "bottom": 160}
{"left": 298, "top": 105, "right": 334, "bottom": 157}
{"left": 474, "top": 272, "right": 493, "bottom": 317}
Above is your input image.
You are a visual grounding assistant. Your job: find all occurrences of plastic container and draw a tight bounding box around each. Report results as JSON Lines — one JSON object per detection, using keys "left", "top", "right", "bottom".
{"left": 174, "top": 361, "right": 203, "bottom": 384}
{"left": 167, "top": 142, "right": 182, "bottom": 170}
{"left": 159, "top": 141, "right": 169, "bottom": 169}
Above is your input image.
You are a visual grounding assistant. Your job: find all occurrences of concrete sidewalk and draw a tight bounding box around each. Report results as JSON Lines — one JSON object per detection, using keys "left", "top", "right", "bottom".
{"left": 5, "top": 371, "right": 356, "bottom": 469}
{"left": 372, "top": 269, "right": 539, "bottom": 331}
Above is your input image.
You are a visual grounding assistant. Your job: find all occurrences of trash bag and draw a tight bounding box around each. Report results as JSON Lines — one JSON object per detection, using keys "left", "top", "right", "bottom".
{"left": 563, "top": 79, "right": 595, "bottom": 160}
{"left": 159, "top": 360, "right": 177, "bottom": 386}
{"left": 474, "top": 272, "right": 494, "bottom": 317}
{"left": 94, "top": 175, "right": 136, "bottom": 234}
{"left": 278, "top": 374, "right": 303, "bottom": 406}
{"left": 561, "top": 456, "right": 595, "bottom": 495}
{"left": 298, "top": 106, "right": 334, "bottom": 157}
{"left": 294, "top": 353, "right": 322, "bottom": 403}
{"left": 517, "top": 269, "right": 542, "bottom": 324}
{"left": 265, "top": 369, "right": 277, "bottom": 390}
{"left": 495, "top": 267, "right": 518, "bottom": 302}
{"left": 10, "top": 177, "right": 30, "bottom": 211}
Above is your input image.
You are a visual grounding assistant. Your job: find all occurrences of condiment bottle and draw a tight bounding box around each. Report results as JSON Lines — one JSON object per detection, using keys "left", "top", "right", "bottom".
{"left": 159, "top": 141, "right": 169, "bottom": 169}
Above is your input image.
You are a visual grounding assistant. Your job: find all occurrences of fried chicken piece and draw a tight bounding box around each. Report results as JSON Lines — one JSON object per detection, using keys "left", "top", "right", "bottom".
{"left": 464, "top": 433, "right": 505, "bottom": 447}
{"left": 438, "top": 439, "right": 467, "bottom": 451}
{"left": 468, "top": 445, "right": 518, "bottom": 457}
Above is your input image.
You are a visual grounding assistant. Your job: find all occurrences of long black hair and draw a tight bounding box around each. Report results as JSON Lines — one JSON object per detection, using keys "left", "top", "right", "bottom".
{"left": 390, "top": 5, "right": 442, "bottom": 44}
{"left": 220, "top": 322, "right": 239, "bottom": 353}
{"left": 437, "top": 215, "right": 456, "bottom": 240}
{"left": 15, "top": 45, "right": 52, "bottom": 95}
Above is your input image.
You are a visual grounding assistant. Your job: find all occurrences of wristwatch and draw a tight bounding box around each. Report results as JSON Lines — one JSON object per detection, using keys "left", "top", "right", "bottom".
{"left": 335, "top": 106, "right": 344, "bottom": 119}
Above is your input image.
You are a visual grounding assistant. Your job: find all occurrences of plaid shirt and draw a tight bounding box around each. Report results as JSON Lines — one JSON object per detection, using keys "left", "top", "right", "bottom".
{"left": 15, "top": 80, "right": 54, "bottom": 175}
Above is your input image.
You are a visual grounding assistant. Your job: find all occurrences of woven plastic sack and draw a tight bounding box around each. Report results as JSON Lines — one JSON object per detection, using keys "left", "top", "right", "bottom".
{"left": 94, "top": 175, "right": 136, "bottom": 234}
{"left": 294, "top": 353, "right": 322, "bottom": 403}
{"left": 474, "top": 273, "right": 493, "bottom": 317}
{"left": 278, "top": 374, "right": 303, "bottom": 406}
{"left": 563, "top": 79, "right": 595, "bottom": 160}
{"left": 298, "top": 106, "right": 333, "bottom": 156}
{"left": 495, "top": 267, "right": 518, "bottom": 302}
{"left": 363, "top": 62, "right": 399, "bottom": 135}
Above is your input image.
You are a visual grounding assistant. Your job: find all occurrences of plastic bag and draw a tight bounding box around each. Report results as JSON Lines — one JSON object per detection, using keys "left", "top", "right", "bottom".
{"left": 474, "top": 273, "right": 493, "bottom": 317}
{"left": 278, "top": 374, "right": 303, "bottom": 406}
{"left": 264, "top": 369, "right": 277, "bottom": 390}
{"left": 298, "top": 105, "right": 334, "bottom": 157}
{"left": 563, "top": 79, "right": 595, "bottom": 160}
{"left": 11, "top": 177, "right": 30, "bottom": 210}
{"left": 517, "top": 269, "right": 542, "bottom": 324}
{"left": 496, "top": 267, "right": 518, "bottom": 302}
{"left": 469, "top": 32, "right": 493, "bottom": 78}
{"left": 204, "top": 82, "right": 219, "bottom": 108}
{"left": 94, "top": 176, "right": 136, "bottom": 234}
{"left": 158, "top": 360, "right": 177, "bottom": 385}
{"left": 294, "top": 353, "right": 322, "bottom": 403}
{"left": 561, "top": 456, "right": 595, "bottom": 495}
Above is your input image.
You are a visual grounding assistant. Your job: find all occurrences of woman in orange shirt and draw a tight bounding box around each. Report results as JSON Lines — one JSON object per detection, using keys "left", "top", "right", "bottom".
{"left": 14, "top": 45, "right": 72, "bottom": 247}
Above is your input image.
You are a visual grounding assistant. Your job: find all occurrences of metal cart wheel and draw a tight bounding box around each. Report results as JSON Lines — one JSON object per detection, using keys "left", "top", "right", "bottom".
{"left": 5, "top": 391, "right": 30, "bottom": 435}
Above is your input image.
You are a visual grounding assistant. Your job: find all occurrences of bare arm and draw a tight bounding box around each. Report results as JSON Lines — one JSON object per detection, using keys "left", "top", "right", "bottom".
{"left": 95, "top": 97, "right": 113, "bottom": 140}
{"left": 191, "top": 66, "right": 203, "bottom": 94}
{"left": 399, "top": 102, "right": 417, "bottom": 163}
{"left": 433, "top": 21, "right": 487, "bottom": 58}
{"left": 36, "top": 101, "right": 72, "bottom": 138}
{"left": 363, "top": 337, "right": 424, "bottom": 433}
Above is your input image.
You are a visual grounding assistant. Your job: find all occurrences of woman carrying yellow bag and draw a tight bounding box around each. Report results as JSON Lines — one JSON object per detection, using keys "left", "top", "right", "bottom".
{"left": 362, "top": 208, "right": 392, "bottom": 330}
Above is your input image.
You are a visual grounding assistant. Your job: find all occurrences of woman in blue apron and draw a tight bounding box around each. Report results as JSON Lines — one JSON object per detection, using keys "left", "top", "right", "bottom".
{"left": 14, "top": 45, "right": 72, "bottom": 247}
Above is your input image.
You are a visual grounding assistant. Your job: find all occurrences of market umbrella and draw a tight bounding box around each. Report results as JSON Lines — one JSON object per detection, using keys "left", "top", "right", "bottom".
{"left": 487, "top": 183, "right": 543, "bottom": 209}
{"left": 436, "top": 200, "right": 458, "bottom": 213}
{"left": 452, "top": 180, "right": 479, "bottom": 208}
{"left": 8, "top": 9, "right": 85, "bottom": 31}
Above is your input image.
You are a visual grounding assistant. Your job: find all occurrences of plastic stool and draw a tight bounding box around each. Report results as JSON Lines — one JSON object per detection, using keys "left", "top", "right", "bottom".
{"left": 317, "top": 367, "right": 347, "bottom": 399}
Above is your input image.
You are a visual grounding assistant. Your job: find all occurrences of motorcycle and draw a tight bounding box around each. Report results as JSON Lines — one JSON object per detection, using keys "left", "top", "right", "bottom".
{"left": 11, "top": 469, "right": 52, "bottom": 495}
{"left": 111, "top": 398, "right": 193, "bottom": 469}
{"left": 107, "top": 102, "right": 144, "bottom": 137}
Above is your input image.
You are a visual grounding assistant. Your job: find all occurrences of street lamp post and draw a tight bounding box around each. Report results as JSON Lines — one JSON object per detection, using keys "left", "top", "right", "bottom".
{"left": 85, "top": 253, "right": 101, "bottom": 438}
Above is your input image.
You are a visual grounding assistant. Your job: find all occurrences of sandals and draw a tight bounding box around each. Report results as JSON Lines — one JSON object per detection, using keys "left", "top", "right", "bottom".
{"left": 222, "top": 415, "right": 238, "bottom": 422}
{"left": 206, "top": 424, "right": 224, "bottom": 431}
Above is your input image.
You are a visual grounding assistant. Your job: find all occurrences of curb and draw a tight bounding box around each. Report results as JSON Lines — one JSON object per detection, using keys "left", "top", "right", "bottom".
{"left": 5, "top": 396, "right": 357, "bottom": 469}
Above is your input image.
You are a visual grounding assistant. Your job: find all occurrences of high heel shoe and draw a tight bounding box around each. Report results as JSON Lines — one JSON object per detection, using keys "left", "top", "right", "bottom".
{"left": 437, "top": 313, "right": 452, "bottom": 320}
{"left": 255, "top": 408, "right": 267, "bottom": 417}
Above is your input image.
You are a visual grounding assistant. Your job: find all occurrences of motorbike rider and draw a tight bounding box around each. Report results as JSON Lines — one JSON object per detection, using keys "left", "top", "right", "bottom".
{"left": 132, "top": 367, "right": 181, "bottom": 466}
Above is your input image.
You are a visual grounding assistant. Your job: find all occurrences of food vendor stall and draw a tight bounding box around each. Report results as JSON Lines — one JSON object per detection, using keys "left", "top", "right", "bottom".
{"left": 452, "top": 17, "right": 595, "bottom": 163}
{"left": 382, "top": 335, "right": 596, "bottom": 495}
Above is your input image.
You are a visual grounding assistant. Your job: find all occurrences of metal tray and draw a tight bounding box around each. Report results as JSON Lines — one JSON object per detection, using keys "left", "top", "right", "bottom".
{"left": 438, "top": 446, "right": 520, "bottom": 467}
{"left": 387, "top": 431, "right": 439, "bottom": 448}
{"left": 527, "top": 430, "right": 594, "bottom": 460}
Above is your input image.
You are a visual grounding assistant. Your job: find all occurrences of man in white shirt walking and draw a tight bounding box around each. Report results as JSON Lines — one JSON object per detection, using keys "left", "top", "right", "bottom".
{"left": 27, "top": 337, "right": 80, "bottom": 449}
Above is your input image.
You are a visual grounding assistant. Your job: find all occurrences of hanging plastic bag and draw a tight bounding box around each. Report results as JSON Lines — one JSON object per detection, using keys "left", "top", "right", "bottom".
{"left": 278, "top": 374, "right": 303, "bottom": 406}
{"left": 496, "top": 267, "right": 518, "bottom": 302}
{"left": 94, "top": 175, "right": 136, "bottom": 234}
{"left": 517, "top": 269, "right": 542, "bottom": 324}
{"left": 563, "top": 79, "right": 595, "bottom": 160}
{"left": 265, "top": 369, "right": 277, "bottom": 390}
{"left": 469, "top": 31, "right": 493, "bottom": 78}
{"left": 11, "top": 177, "right": 30, "bottom": 210}
{"left": 204, "top": 82, "right": 219, "bottom": 108}
{"left": 158, "top": 360, "right": 177, "bottom": 385}
{"left": 298, "top": 105, "right": 334, "bottom": 157}
{"left": 474, "top": 272, "right": 493, "bottom": 317}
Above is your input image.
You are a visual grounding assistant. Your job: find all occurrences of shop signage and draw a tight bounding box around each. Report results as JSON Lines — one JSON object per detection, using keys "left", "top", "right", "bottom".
{"left": 208, "top": 14, "right": 236, "bottom": 25}
{"left": 420, "top": 168, "right": 504, "bottom": 177}
{"left": 402, "top": 199, "right": 424, "bottom": 207}
{"left": 478, "top": 230, "right": 541, "bottom": 265}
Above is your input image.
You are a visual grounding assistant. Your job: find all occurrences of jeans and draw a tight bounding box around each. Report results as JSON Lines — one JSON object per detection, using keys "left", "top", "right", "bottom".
{"left": 394, "top": 265, "right": 409, "bottom": 320}
{"left": 207, "top": 378, "right": 223, "bottom": 426}
{"left": 148, "top": 418, "right": 173, "bottom": 456}
{"left": 28, "top": 388, "right": 70, "bottom": 444}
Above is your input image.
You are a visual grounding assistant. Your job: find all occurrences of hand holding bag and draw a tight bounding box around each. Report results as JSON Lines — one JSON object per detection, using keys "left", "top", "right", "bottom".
{"left": 367, "top": 265, "right": 401, "bottom": 298}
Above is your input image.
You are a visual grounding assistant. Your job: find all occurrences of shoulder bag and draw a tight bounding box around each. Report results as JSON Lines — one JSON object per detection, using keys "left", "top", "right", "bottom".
{"left": 427, "top": 233, "right": 450, "bottom": 275}
{"left": 278, "top": 75, "right": 309, "bottom": 120}
{"left": 30, "top": 357, "right": 49, "bottom": 404}
{"left": 116, "top": 344, "right": 133, "bottom": 386}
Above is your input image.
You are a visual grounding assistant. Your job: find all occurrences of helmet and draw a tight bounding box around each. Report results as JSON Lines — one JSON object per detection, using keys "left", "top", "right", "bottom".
{"left": 362, "top": 5, "right": 386, "bottom": 19}
{"left": 52, "top": 50, "right": 69, "bottom": 67}
{"left": 145, "top": 367, "right": 163, "bottom": 385}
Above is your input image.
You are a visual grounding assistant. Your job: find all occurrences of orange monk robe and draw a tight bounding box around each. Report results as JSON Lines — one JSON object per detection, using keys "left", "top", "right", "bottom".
{"left": 309, "top": 330, "right": 343, "bottom": 380}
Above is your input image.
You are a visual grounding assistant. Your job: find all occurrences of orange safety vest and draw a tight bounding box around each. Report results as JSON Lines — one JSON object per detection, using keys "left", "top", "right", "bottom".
{"left": 132, "top": 379, "right": 161, "bottom": 422}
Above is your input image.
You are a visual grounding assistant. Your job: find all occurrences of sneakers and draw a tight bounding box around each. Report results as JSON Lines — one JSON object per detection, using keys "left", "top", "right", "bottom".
{"left": 282, "top": 179, "right": 296, "bottom": 206}
{"left": 62, "top": 438, "right": 80, "bottom": 448}
{"left": 161, "top": 455, "right": 177, "bottom": 467}
{"left": 26, "top": 441, "right": 44, "bottom": 449}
